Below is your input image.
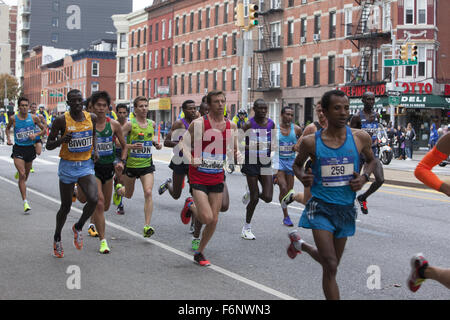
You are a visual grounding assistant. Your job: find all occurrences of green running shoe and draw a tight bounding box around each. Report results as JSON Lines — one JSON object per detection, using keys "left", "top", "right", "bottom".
{"left": 15, "top": 171, "right": 19, "bottom": 180}
{"left": 99, "top": 239, "right": 110, "bottom": 254}
{"left": 143, "top": 225, "right": 155, "bottom": 238}
{"left": 24, "top": 201, "right": 31, "bottom": 213}
{"left": 30, "top": 167, "right": 35, "bottom": 173}
{"left": 113, "top": 184, "right": 123, "bottom": 206}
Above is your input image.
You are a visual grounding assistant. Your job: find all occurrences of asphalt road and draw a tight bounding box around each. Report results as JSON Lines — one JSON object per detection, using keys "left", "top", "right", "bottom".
{"left": 1, "top": 144, "right": 450, "bottom": 301}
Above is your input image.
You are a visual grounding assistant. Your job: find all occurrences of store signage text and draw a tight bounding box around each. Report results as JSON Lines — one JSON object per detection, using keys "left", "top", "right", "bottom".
{"left": 337, "top": 84, "right": 386, "bottom": 97}
{"left": 395, "top": 82, "right": 433, "bottom": 94}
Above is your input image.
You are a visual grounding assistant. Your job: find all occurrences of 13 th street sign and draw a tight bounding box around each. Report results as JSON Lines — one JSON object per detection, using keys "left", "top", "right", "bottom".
{"left": 384, "top": 59, "right": 418, "bottom": 67}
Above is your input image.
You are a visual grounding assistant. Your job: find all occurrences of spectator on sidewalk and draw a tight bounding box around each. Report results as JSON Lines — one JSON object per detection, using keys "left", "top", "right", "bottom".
{"left": 429, "top": 123, "right": 439, "bottom": 150}
{"left": 405, "top": 123, "right": 416, "bottom": 160}
{"left": 396, "top": 125, "right": 406, "bottom": 160}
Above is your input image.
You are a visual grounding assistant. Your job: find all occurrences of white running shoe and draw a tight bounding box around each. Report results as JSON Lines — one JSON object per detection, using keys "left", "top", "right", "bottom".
{"left": 242, "top": 186, "right": 250, "bottom": 205}
{"left": 281, "top": 189, "right": 295, "bottom": 209}
{"left": 241, "top": 227, "right": 256, "bottom": 240}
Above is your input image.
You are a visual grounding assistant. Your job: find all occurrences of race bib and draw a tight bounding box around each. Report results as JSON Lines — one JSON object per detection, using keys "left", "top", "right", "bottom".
{"left": 279, "top": 142, "right": 295, "bottom": 158}
{"left": 321, "top": 156, "right": 355, "bottom": 187}
{"left": 97, "top": 136, "right": 114, "bottom": 157}
{"left": 15, "top": 126, "right": 35, "bottom": 143}
{"left": 68, "top": 130, "right": 93, "bottom": 153}
{"left": 198, "top": 152, "right": 225, "bottom": 174}
{"left": 129, "top": 140, "right": 152, "bottom": 158}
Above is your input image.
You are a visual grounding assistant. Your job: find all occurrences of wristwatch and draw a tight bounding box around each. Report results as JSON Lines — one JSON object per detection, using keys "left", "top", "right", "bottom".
{"left": 363, "top": 173, "right": 370, "bottom": 182}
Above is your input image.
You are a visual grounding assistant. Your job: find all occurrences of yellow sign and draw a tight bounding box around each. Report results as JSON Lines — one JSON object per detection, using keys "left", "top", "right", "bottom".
{"left": 148, "top": 98, "right": 171, "bottom": 111}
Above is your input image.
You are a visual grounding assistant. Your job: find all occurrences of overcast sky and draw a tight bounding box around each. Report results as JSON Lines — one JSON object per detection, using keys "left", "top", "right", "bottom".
{"left": 2, "top": 0, "right": 151, "bottom": 12}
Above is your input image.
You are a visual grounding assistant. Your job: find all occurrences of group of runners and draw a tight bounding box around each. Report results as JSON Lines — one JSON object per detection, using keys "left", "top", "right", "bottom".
{"left": 4, "top": 88, "right": 450, "bottom": 299}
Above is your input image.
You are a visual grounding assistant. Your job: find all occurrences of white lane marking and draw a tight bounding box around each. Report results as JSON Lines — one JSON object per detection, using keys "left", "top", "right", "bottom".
{"left": 0, "top": 175, "right": 296, "bottom": 301}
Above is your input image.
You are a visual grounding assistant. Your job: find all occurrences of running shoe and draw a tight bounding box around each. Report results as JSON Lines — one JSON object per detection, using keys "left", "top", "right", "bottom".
{"left": 30, "top": 167, "right": 34, "bottom": 173}
{"left": 88, "top": 224, "right": 99, "bottom": 237}
{"left": 113, "top": 183, "right": 123, "bottom": 206}
{"left": 241, "top": 227, "right": 256, "bottom": 240}
{"left": 53, "top": 241, "right": 64, "bottom": 258}
{"left": 14, "top": 171, "right": 19, "bottom": 180}
{"left": 143, "top": 225, "right": 155, "bottom": 238}
{"left": 191, "top": 238, "right": 200, "bottom": 251}
{"left": 194, "top": 252, "right": 211, "bottom": 267}
{"left": 189, "top": 221, "right": 195, "bottom": 234}
{"left": 287, "top": 230, "right": 302, "bottom": 259}
{"left": 23, "top": 201, "right": 31, "bottom": 213}
{"left": 116, "top": 203, "right": 125, "bottom": 215}
{"left": 72, "top": 224, "right": 83, "bottom": 250}
{"left": 357, "top": 195, "right": 368, "bottom": 215}
{"left": 407, "top": 253, "right": 428, "bottom": 293}
{"left": 72, "top": 184, "right": 77, "bottom": 203}
{"left": 99, "top": 239, "right": 110, "bottom": 254}
{"left": 158, "top": 178, "right": 172, "bottom": 195}
{"left": 281, "top": 189, "right": 295, "bottom": 209}
{"left": 242, "top": 186, "right": 250, "bottom": 206}
{"left": 283, "top": 216, "right": 294, "bottom": 227}
{"left": 181, "top": 197, "right": 193, "bottom": 225}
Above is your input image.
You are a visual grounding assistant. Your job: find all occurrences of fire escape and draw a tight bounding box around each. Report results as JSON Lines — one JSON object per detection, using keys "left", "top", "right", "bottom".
{"left": 249, "top": 0, "right": 283, "bottom": 103}
{"left": 346, "top": 0, "right": 391, "bottom": 84}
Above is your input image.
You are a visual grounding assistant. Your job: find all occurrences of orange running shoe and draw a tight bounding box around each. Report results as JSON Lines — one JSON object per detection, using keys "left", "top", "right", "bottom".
{"left": 53, "top": 241, "right": 64, "bottom": 258}
{"left": 72, "top": 224, "right": 83, "bottom": 250}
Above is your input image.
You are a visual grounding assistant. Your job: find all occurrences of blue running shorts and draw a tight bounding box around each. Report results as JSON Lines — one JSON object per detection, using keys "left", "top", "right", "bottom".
{"left": 299, "top": 197, "right": 357, "bottom": 239}
{"left": 274, "top": 157, "right": 295, "bottom": 176}
{"left": 58, "top": 159, "right": 95, "bottom": 184}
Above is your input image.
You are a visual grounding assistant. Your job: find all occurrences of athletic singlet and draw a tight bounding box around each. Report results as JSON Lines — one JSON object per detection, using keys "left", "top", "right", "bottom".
{"left": 59, "top": 111, "right": 94, "bottom": 161}
{"left": 245, "top": 117, "right": 274, "bottom": 165}
{"left": 311, "top": 126, "right": 360, "bottom": 205}
{"left": 14, "top": 114, "right": 35, "bottom": 146}
{"left": 96, "top": 118, "right": 115, "bottom": 165}
{"left": 126, "top": 118, "right": 154, "bottom": 168}
{"left": 358, "top": 110, "right": 379, "bottom": 149}
{"left": 174, "top": 118, "right": 190, "bottom": 158}
{"left": 189, "top": 115, "right": 230, "bottom": 185}
{"left": 278, "top": 123, "right": 297, "bottom": 159}
{"left": 33, "top": 114, "right": 43, "bottom": 142}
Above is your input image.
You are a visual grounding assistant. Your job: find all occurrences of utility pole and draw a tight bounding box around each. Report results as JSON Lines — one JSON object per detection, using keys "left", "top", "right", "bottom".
{"left": 241, "top": 29, "right": 249, "bottom": 111}
{"left": 389, "top": 33, "right": 396, "bottom": 127}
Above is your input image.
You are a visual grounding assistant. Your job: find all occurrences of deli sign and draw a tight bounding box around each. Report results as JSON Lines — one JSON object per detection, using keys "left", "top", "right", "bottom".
{"left": 337, "top": 84, "right": 386, "bottom": 97}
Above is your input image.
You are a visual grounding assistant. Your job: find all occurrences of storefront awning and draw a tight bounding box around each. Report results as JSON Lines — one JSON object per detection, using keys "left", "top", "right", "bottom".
{"left": 398, "top": 95, "right": 450, "bottom": 109}
{"left": 148, "top": 98, "right": 171, "bottom": 111}
{"left": 349, "top": 97, "right": 389, "bottom": 114}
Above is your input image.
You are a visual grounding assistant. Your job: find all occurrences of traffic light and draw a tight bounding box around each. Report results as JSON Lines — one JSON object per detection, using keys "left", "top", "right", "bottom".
{"left": 400, "top": 44, "right": 409, "bottom": 61}
{"left": 234, "top": 3, "right": 245, "bottom": 27}
{"left": 248, "top": 4, "right": 259, "bottom": 28}
{"left": 410, "top": 43, "right": 418, "bottom": 61}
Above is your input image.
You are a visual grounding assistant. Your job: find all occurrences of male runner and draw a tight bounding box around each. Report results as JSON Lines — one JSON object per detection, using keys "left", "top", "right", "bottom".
{"left": 46, "top": 89, "right": 98, "bottom": 258}
{"left": 29, "top": 102, "right": 47, "bottom": 157}
{"left": 114, "top": 96, "right": 162, "bottom": 238}
{"left": 287, "top": 90, "right": 376, "bottom": 300}
{"left": 240, "top": 99, "right": 274, "bottom": 240}
{"left": 159, "top": 99, "right": 198, "bottom": 199}
{"left": 275, "top": 106, "right": 302, "bottom": 226}
{"left": 350, "top": 91, "right": 384, "bottom": 214}
{"left": 113, "top": 103, "right": 130, "bottom": 215}
{"left": 179, "top": 90, "right": 238, "bottom": 265}
{"left": 281, "top": 101, "right": 327, "bottom": 208}
{"left": 6, "top": 97, "right": 46, "bottom": 212}
{"left": 408, "top": 132, "right": 450, "bottom": 292}
{"left": 79, "top": 91, "right": 127, "bottom": 253}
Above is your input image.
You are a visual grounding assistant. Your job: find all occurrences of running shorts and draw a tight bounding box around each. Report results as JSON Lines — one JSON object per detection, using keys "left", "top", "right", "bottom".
{"left": 190, "top": 183, "right": 224, "bottom": 195}
{"left": 124, "top": 165, "right": 155, "bottom": 179}
{"left": 58, "top": 159, "right": 94, "bottom": 184}
{"left": 274, "top": 157, "right": 295, "bottom": 176}
{"left": 11, "top": 144, "right": 36, "bottom": 163}
{"left": 299, "top": 197, "right": 357, "bottom": 239}
{"left": 169, "top": 160, "right": 189, "bottom": 176}
{"left": 94, "top": 163, "right": 115, "bottom": 185}
{"left": 241, "top": 163, "right": 272, "bottom": 176}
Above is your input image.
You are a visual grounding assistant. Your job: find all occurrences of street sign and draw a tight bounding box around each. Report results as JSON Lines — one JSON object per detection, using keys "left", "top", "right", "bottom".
{"left": 389, "top": 96, "right": 400, "bottom": 105}
{"left": 384, "top": 59, "right": 418, "bottom": 67}
{"left": 387, "top": 90, "right": 401, "bottom": 96}
{"left": 49, "top": 93, "right": 64, "bottom": 97}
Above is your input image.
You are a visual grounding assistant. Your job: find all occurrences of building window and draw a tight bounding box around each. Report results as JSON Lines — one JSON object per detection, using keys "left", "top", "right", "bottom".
{"left": 232, "top": 32, "right": 237, "bottom": 54}
{"left": 92, "top": 61, "right": 99, "bottom": 77}
{"left": 162, "top": 21, "right": 166, "bottom": 40}
{"left": 405, "top": 0, "right": 414, "bottom": 24}
{"left": 417, "top": 0, "right": 426, "bottom": 24}
{"left": 418, "top": 46, "right": 426, "bottom": 77}
{"left": 91, "top": 82, "right": 99, "bottom": 93}
{"left": 120, "top": 33, "right": 127, "bottom": 49}
{"left": 204, "top": 71, "right": 209, "bottom": 91}
{"left": 196, "top": 72, "right": 201, "bottom": 93}
{"left": 206, "top": 7, "right": 211, "bottom": 28}
{"left": 53, "top": 1, "right": 59, "bottom": 12}
{"left": 168, "top": 47, "right": 172, "bottom": 66}
{"left": 168, "top": 19, "right": 172, "bottom": 38}
{"left": 300, "top": 18, "right": 307, "bottom": 42}
{"left": 51, "top": 33, "right": 58, "bottom": 43}
{"left": 344, "top": 55, "right": 352, "bottom": 82}
{"left": 198, "top": 10, "right": 202, "bottom": 29}
{"left": 174, "top": 45, "right": 178, "bottom": 64}
{"left": 183, "top": 14, "right": 187, "bottom": 34}
{"left": 214, "top": 37, "right": 219, "bottom": 58}
{"left": 153, "top": 79, "right": 158, "bottom": 96}
{"left": 329, "top": 11, "right": 336, "bottom": 39}
{"left": 213, "top": 70, "right": 218, "bottom": 90}
{"left": 222, "top": 69, "right": 227, "bottom": 91}
{"left": 131, "top": 31, "right": 134, "bottom": 47}
{"left": 314, "top": 14, "right": 321, "bottom": 36}
{"left": 161, "top": 49, "right": 165, "bottom": 67}
{"left": 175, "top": 17, "right": 179, "bottom": 35}
{"left": 137, "top": 29, "right": 141, "bottom": 47}
{"left": 155, "top": 50, "right": 159, "bottom": 69}
{"left": 288, "top": 0, "right": 294, "bottom": 7}
{"left": 180, "top": 75, "right": 184, "bottom": 94}
{"left": 130, "top": 56, "right": 133, "bottom": 73}
{"left": 119, "top": 57, "right": 125, "bottom": 73}
{"left": 215, "top": 5, "right": 220, "bottom": 25}
{"left": 313, "top": 57, "right": 320, "bottom": 85}
{"left": 286, "top": 61, "right": 293, "bottom": 87}
{"left": 270, "top": 22, "right": 281, "bottom": 48}
{"left": 222, "top": 35, "right": 227, "bottom": 55}
{"left": 119, "top": 83, "right": 125, "bottom": 100}
{"left": 345, "top": 8, "right": 352, "bottom": 36}
{"left": 142, "top": 80, "right": 146, "bottom": 97}
{"left": 181, "top": 44, "right": 185, "bottom": 61}
{"left": 189, "top": 43, "right": 193, "bottom": 62}
{"left": 231, "top": 68, "right": 236, "bottom": 91}
{"left": 149, "top": 25, "right": 153, "bottom": 43}
{"left": 188, "top": 73, "right": 193, "bottom": 94}
{"left": 287, "top": 21, "right": 294, "bottom": 45}
{"left": 224, "top": 2, "right": 229, "bottom": 23}
{"left": 174, "top": 75, "right": 177, "bottom": 95}
{"left": 155, "top": 23, "right": 159, "bottom": 41}
{"left": 147, "top": 79, "right": 151, "bottom": 98}
{"left": 52, "top": 17, "right": 59, "bottom": 27}
{"left": 197, "top": 40, "right": 201, "bottom": 60}
{"left": 149, "top": 52, "right": 152, "bottom": 70}
{"left": 205, "top": 39, "right": 210, "bottom": 59}
{"left": 270, "top": 62, "right": 280, "bottom": 87}
{"left": 190, "top": 12, "right": 194, "bottom": 32}
{"left": 328, "top": 55, "right": 335, "bottom": 84}
{"left": 136, "top": 54, "right": 140, "bottom": 71}
{"left": 300, "top": 59, "right": 306, "bottom": 86}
